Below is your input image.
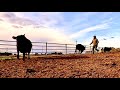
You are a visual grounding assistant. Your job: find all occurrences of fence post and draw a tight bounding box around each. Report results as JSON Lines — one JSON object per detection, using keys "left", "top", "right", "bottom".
{"left": 76, "top": 40, "right": 77, "bottom": 45}
{"left": 46, "top": 42, "right": 47, "bottom": 55}
{"left": 42, "top": 46, "right": 43, "bottom": 54}
{"left": 65, "top": 44, "right": 67, "bottom": 54}
{"left": 6, "top": 48, "right": 8, "bottom": 52}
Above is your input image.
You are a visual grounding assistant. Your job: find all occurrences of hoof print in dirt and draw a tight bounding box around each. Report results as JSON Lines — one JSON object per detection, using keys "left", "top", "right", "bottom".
{"left": 111, "top": 62, "right": 116, "bottom": 66}
{"left": 105, "top": 64, "right": 109, "bottom": 66}
{"left": 26, "top": 69, "right": 36, "bottom": 73}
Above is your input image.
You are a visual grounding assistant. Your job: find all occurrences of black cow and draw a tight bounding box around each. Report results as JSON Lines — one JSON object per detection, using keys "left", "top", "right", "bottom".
{"left": 75, "top": 44, "right": 86, "bottom": 54}
{"left": 101, "top": 47, "right": 112, "bottom": 52}
{"left": 12, "top": 34, "right": 32, "bottom": 61}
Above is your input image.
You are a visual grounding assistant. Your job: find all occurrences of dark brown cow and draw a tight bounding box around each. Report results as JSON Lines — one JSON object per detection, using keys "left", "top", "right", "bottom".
{"left": 75, "top": 44, "right": 86, "bottom": 54}
{"left": 12, "top": 34, "right": 32, "bottom": 61}
{"left": 101, "top": 47, "right": 112, "bottom": 52}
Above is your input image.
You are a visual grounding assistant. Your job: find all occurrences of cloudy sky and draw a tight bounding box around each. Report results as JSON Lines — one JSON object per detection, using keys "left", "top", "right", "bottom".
{"left": 0, "top": 12, "right": 120, "bottom": 49}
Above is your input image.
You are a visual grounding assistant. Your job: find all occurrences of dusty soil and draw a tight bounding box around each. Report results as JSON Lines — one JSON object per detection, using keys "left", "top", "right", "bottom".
{"left": 0, "top": 52, "right": 120, "bottom": 78}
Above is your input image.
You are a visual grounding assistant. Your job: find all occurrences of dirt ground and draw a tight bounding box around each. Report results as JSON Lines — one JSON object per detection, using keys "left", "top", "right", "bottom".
{"left": 0, "top": 52, "right": 120, "bottom": 78}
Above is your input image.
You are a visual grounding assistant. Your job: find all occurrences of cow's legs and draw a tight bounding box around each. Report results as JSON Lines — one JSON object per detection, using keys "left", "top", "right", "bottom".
{"left": 95, "top": 45, "right": 99, "bottom": 52}
{"left": 28, "top": 53, "right": 30, "bottom": 59}
{"left": 81, "top": 50, "right": 83, "bottom": 54}
{"left": 75, "top": 49, "right": 77, "bottom": 54}
{"left": 23, "top": 53, "right": 25, "bottom": 61}
{"left": 17, "top": 50, "right": 19, "bottom": 59}
{"left": 92, "top": 46, "right": 95, "bottom": 54}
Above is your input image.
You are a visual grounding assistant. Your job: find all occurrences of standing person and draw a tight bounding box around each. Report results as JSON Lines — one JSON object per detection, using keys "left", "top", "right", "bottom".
{"left": 90, "top": 36, "right": 99, "bottom": 54}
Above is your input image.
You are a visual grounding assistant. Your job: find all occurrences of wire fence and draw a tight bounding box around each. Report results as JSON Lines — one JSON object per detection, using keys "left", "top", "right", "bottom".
{"left": 0, "top": 40, "right": 95, "bottom": 55}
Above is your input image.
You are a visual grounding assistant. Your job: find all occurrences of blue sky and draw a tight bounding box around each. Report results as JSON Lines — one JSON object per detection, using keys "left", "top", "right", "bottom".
{"left": 0, "top": 12, "right": 120, "bottom": 48}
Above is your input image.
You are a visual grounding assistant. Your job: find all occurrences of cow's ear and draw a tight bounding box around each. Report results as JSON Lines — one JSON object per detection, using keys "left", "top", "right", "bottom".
{"left": 12, "top": 36, "right": 17, "bottom": 39}
{"left": 24, "top": 34, "right": 25, "bottom": 36}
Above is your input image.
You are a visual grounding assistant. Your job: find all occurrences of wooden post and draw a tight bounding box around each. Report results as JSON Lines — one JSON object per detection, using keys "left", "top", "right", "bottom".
{"left": 65, "top": 44, "right": 67, "bottom": 54}
{"left": 6, "top": 48, "right": 8, "bottom": 52}
{"left": 76, "top": 40, "right": 77, "bottom": 45}
{"left": 42, "top": 46, "right": 43, "bottom": 54}
{"left": 46, "top": 42, "right": 47, "bottom": 55}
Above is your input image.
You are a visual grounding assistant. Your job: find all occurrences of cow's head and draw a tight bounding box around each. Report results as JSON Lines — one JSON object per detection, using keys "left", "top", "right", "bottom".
{"left": 83, "top": 45, "right": 86, "bottom": 50}
{"left": 12, "top": 34, "right": 25, "bottom": 40}
{"left": 12, "top": 36, "right": 17, "bottom": 39}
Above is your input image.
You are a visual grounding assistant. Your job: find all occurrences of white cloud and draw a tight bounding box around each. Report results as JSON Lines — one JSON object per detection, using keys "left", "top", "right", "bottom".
{"left": 69, "top": 12, "right": 98, "bottom": 25}
{"left": 0, "top": 20, "right": 75, "bottom": 44}
{"left": 13, "top": 12, "right": 65, "bottom": 28}
{"left": 0, "top": 19, "right": 76, "bottom": 54}
{"left": 0, "top": 12, "right": 76, "bottom": 47}
{"left": 102, "top": 17, "right": 113, "bottom": 23}
{"left": 69, "top": 23, "right": 109, "bottom": 39}
{"left": 0, "top": 12, "right": 38, "bottom": 26}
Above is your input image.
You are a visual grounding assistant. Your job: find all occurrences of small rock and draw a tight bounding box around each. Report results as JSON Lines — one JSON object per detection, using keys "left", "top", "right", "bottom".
{"left": 112, "top": 62, "right": 116, "bottom": 66}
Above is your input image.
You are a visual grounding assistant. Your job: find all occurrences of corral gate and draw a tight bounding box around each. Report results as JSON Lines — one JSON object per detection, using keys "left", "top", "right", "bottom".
{"left": 0, "top": 40, "right": 95, "bottom": 55}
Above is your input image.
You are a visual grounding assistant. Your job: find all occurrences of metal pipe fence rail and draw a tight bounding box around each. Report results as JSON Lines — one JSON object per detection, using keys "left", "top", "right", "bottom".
{"left": 0, "top": 40, "right": 94, "bottom": 55}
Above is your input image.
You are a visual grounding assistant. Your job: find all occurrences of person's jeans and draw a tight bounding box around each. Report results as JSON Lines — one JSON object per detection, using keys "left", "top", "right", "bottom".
{"left": 92, "top": 45, "right": 99, "bottom": 54}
